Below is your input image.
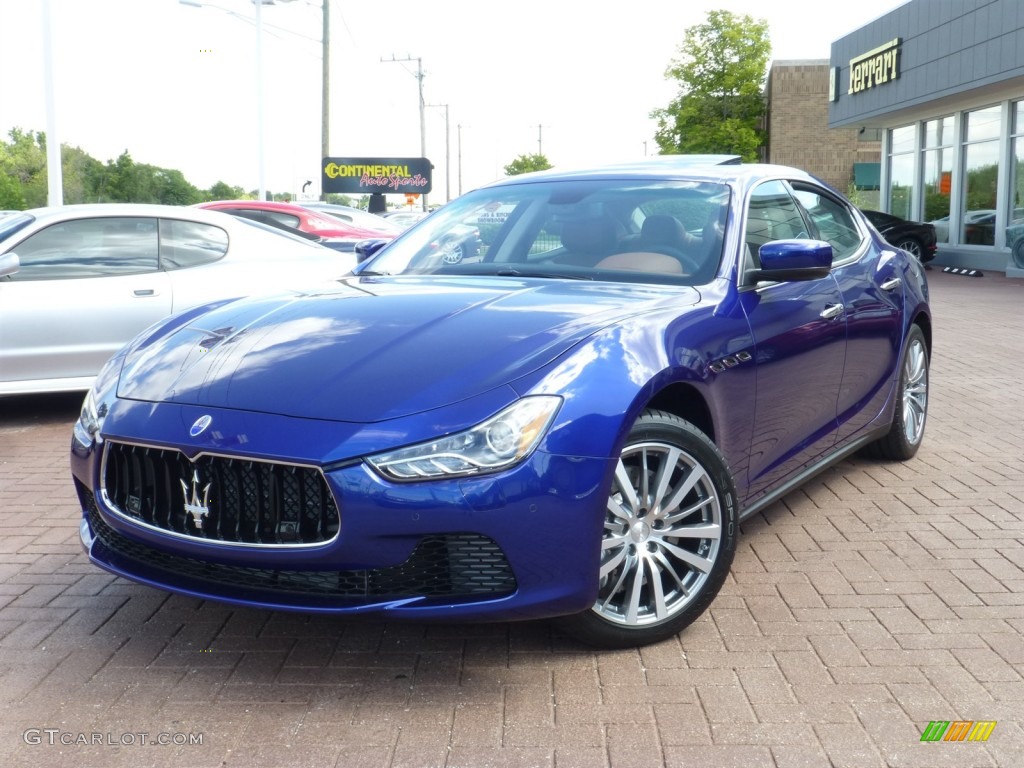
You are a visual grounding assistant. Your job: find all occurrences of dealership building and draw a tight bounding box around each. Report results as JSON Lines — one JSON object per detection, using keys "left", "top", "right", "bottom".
{"left": 769, "top": 0, "right": 1024, "bottom": 276}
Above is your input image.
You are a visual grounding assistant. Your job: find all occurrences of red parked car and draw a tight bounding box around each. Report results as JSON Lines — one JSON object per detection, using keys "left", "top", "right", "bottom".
{"left": 196, "top": 200, "right": 394, "bottom": 251}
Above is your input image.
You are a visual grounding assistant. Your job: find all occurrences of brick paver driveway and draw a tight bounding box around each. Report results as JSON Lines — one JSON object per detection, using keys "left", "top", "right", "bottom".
{"left": 0, "top": 269, "right": 1021, "bottom": 768}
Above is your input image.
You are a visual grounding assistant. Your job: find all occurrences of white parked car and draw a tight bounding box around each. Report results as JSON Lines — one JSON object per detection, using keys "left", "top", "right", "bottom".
{"left": 0, "top": 204, "right": 354, "bottom": 395}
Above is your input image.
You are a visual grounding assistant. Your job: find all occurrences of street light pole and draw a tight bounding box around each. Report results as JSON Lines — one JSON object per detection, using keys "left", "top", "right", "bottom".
{"left": 320, "top": 0, "right": 329, "bottom": 199}
{"left": 41, "top": 0, "right": 63, "bottom": 206}
{"left": 181, "top": 0, "right": 269, "bottom": 201}
{"left": 255, "top": 0, "right": 266, "bottom": 200}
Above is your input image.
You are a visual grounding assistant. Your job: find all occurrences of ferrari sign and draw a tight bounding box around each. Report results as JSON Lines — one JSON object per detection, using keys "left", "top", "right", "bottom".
{"left": 322, "top": 157, "right": 432, "bottom": 194}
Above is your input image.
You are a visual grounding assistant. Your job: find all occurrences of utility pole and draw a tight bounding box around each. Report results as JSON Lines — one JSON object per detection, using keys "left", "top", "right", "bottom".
{"left": 428, "top": 104, "right": 450, "bottom": 202}
{"left": 538, "top": 124, "right": 543, "bottom": 156}
{"left": 382, "top": 54, "right": 427, "bottom": 210}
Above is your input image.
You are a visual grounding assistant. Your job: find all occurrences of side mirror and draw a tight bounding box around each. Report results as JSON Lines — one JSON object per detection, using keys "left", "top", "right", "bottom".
{"left": 747, "top": 239, "right": 832, "bottom": 283}
{"left": 353, "top": 238, "right": 389, "bottom": 264}
{"left": 0, "top": 252, "right": 20, "bottom": 278}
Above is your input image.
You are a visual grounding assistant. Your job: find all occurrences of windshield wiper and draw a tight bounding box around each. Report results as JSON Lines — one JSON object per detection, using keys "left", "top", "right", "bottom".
{"left": 494, "top": 268, "right": 593, "bottom": 280}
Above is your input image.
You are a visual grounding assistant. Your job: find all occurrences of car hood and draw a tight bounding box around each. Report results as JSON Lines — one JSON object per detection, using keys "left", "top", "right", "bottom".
{"left": 117, "top": 276, "right": 698, "bottom": 422}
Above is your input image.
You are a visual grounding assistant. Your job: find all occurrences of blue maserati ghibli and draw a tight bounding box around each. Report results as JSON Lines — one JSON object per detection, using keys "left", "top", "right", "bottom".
{"left": 70, "top": 159, "right": 931, "bottom": 648}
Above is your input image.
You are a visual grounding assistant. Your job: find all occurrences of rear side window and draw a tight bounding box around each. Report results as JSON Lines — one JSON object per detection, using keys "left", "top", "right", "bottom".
{"left": 6, "top": 217, "right": 158, "bottom": 280}
{"left": 160, "top": 219, "right": 228, "bottom": 269}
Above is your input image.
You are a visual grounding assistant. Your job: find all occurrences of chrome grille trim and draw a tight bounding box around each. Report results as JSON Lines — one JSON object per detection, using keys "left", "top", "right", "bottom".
{"left": 100, "top": 440, "right": 341, "bottom": 549}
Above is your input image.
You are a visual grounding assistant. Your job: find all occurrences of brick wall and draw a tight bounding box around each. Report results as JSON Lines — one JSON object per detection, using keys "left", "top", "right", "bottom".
{"left": 767, "top": 61, "right": 880, "bottom": 194}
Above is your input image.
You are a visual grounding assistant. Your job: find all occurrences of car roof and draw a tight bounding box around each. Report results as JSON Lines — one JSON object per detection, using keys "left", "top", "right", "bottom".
{"left": 481, "top": 158, "right": 819, "bottom": 190}
{"left": 199, "top": 200, "right": 309, "bottom": 212}
{"left": 19, "top": 203, "right": 246, "bottom": 226}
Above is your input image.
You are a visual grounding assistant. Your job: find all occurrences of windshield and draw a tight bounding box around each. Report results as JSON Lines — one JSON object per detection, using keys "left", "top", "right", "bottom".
{"left": 362, "top": 178, "right": 730, "bottom": 285}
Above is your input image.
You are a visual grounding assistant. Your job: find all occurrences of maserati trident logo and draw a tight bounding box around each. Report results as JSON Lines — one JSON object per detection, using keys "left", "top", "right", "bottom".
{"left": 189, "top": 415, "right": 213, "bottom": 437}
{"left": 181, "top": 470, "right": 212, "bottom": 530}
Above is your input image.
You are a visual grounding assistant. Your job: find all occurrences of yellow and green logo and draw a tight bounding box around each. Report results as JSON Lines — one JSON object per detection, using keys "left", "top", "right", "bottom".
{"left": 921, "top": 721, "right": 996, "bottom": 742}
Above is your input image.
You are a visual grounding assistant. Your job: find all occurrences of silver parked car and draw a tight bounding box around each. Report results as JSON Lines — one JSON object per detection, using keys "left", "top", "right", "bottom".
{"left": 0, "top": 204, "right": 354, "bottom": 396}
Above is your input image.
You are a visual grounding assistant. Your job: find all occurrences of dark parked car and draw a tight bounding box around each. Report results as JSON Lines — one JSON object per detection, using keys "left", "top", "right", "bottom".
{"left": 861, "top": 209, "right": 937, "bottom": 262}
{"left": 72, "top": 159, "right": 931, "bottom": 648}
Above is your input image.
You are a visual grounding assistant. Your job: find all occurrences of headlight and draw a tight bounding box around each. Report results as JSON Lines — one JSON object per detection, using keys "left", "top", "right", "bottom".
{"left": 74, "top": 352, "right": 123, "bottom": 445}
{"left": 79, "top": 387, "right": 104, "bottom": 438}
{"left": 367, "top": 396, "right": 562, "bottom": 481}
{"left": 73, "top": 385, "right": 108, "bottom": 450}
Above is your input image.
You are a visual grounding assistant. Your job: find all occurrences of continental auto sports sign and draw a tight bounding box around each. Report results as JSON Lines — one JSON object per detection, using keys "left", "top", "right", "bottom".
{"left": 322, "top": 157, "right": 432, "bottom": 194}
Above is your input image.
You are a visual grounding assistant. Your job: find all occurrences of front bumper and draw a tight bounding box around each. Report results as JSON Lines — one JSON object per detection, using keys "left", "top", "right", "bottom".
{"left": 71, "top": 405, "right": 612, "bottom": 622}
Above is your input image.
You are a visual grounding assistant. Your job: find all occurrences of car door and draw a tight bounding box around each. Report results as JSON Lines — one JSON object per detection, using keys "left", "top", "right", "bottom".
{"left": 739, "top": 180, "right": 847, "bottom": 499}
{"left": 791, "top": 183, "right": 904, "bottom": 445}
{"left": 0, "top": 216, "right": 170, "bottom": 390}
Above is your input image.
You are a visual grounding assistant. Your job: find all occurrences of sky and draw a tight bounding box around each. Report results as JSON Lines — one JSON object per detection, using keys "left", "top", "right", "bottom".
{"left": 0, "top": 0, "right": 909, "bottom": 203}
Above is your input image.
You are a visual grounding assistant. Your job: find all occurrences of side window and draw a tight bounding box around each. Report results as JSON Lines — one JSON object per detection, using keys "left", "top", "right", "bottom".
{"left": 263, "top": 212, "right": 301, "bottom": 229}
{"left": 160, "top": 219, "right": 229, "bottom": 269}
{"left": 791, "top": 185, "right": 864, "bottom": 263}
{"left": 7, "top": 217, "right": 158, "bottom": 281}
{"left": 745, "top": 181, "right": 809, "bottom": 266}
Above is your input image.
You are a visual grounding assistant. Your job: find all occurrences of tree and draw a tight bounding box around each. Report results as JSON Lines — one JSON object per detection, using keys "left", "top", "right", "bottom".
{"left": 2, "top": 128, "right": 48, "bottom": 208}
{"left": 152, "top": 169, "right": 200, "bottom": 205}
{"left": 0, "top": 126, "right": 257, "bottom": 207}
{"left": 206, "top": 181, "right": 247, "bottom": 201}
{"left": 0, "top": 170, "right": 24, "bottom": 210}
{"left": 651, "top": 10, "right": 771, "bottom": 161}
{"left": 62, "top": 145, "right": 104, "bottom": 204}
{"left": 504, "top": 153, "right": 552, "bottom": 176}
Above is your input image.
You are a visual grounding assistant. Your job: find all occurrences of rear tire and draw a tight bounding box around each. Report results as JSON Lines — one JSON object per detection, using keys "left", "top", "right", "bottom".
{"left": 864, "top": 325, "right": 929, "bottom": 460}
{"left": 896, "top": 237, "right": 923, "bottom": 261}
{"left": 555, "top": 410, "right": 738, "bottom": 648}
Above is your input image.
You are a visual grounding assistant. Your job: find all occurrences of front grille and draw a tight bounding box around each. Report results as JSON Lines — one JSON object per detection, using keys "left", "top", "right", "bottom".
{"left": 102, "top": 441, "right": 340, "bottom": 547}
{"left": 84, "top": 500, "right": 517, "bottom": 600}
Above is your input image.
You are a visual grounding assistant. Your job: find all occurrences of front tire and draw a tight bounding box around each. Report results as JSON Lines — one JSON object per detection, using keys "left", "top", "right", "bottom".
{"left": 864, "top": 324, "right": 929, "bottom": 460}
{"left": 555, "top": 410, "right": 738, "bottom": 648}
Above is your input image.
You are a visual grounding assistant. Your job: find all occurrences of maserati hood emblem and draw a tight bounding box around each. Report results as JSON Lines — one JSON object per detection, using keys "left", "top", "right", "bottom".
{"left": 181, "top": 470, "right": 212, "bottom": 530}
{"left": 189, "top": 415, "right": 213, "bottom": 437}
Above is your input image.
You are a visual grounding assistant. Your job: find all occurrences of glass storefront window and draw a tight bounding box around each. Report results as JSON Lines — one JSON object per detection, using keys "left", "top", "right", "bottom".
{"left": 1009, "top": 102, "right": 1024, "bottom": 266}
{"left": 923, "top": 149, "right": 952, "bottom": 242}
{"left": 889, "top": 153, "right": 915, "bottom": 220}
{"left": 961, "top": 107, "right": 1001, "bottom": 246}
{"left": 922, "top": 117, "right": 954, "bottom": 242}
{"left": 887, "top": 125, "right": 916, "bottom": 221}
{"left": 890, "top": 125, "right": 916, "bottom": 154}
{"left": 966, "top": 106, "right": 1001, "bottom": 143}
{"left": 962, "top": 140, "right": 999, "bottom": 245}
{"left": 924, "top": 116, "right": 954, "bottom": 148}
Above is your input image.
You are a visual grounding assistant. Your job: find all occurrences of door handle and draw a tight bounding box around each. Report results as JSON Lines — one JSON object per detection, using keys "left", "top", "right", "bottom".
{"left": 133, "top": 289, "right": 156, "bottom": 297}
{"left": 881, "top": 277, "right": 901, "bottom": 292}
{"left": 820, "top": 303, "right": 845, "bottom": 320}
